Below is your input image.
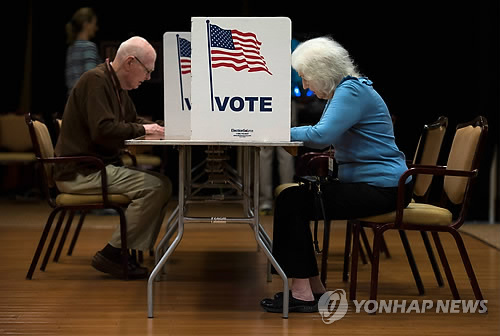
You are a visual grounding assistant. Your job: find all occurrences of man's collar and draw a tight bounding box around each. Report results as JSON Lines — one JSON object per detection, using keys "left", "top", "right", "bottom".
{"left": 105, "top": 58, "right": 122, "bottom": 90}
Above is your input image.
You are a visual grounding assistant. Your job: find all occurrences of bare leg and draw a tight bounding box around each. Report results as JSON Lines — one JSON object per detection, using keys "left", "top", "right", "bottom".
{"left": 291, "top": 278, "right": 314, "bottom": 301}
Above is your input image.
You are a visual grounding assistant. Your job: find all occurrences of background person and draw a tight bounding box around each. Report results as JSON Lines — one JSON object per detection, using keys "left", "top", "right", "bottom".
{"left": 65, "top": 7, "right": 101, "bottom": 97}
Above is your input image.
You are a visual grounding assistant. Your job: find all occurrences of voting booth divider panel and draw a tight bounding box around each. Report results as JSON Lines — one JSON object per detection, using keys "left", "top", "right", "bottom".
{"left": 164, "top": 17, "right": 292, "bottom": 142}
{"left": 164, "top": 32, "right": 192, "bottom": 139}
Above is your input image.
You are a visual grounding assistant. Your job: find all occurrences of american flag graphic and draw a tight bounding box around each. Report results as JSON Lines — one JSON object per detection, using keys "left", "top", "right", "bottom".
{"left": 209, "top": 23, "right": 272, "bottom": 75}
{"left": 178, "top": 37, "right": 191, "bottom": 75}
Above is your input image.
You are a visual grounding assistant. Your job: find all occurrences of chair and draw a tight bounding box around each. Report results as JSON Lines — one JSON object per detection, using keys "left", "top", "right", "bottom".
{"left": 349, "top": 116, "right": 488, "bottom": 308}
{"left": 53, "top": 117, "right": 160, "bottom": 263}
{"left": 0, "top": 113, "right": 36, "bottom": 192}
{"left": 407, "top": 116, "right": 448, "bottom": 287}
{"left": 343, "top": 116, "right": 449, "bottom": 293}
{"left": 0, "top": 113, "right": 35, "bottom": 160}
{"left": 25, "top": 113, "right": 131, "bottom": 280}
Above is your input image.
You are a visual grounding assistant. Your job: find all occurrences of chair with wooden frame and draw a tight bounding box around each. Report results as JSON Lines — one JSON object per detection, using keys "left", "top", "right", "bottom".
{"left": 406, "top": 116, "right": 449, "bottom": 287}
{"left": 25, "top": 113, "right": 131, "bottom": 280}
{"left": 343, "top": 116, "right": 450, "bottom": 294}
{"left": 52, "top": 117, "right": 152, "bottom": 263}
{"left": 349, "top": 116, "right": 488, "bottom": 309}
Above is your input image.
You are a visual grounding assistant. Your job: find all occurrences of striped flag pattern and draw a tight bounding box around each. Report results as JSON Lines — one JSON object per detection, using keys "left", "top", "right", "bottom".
{"left": 209, "top": 23, "right": 272, "bottom": 75}
{"left": 178, "top": 37, "right": 191, "bottom": 75}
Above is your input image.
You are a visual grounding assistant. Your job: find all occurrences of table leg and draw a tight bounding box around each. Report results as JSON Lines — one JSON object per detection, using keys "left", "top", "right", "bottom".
{"left": 147, "top": 146, "right": 186, "bottom": 318}
{"left": 155, "top": 205, "right": 179, "bottom": 265}
{"left": 252, "top": 147, "right": 289, "bottom": 318}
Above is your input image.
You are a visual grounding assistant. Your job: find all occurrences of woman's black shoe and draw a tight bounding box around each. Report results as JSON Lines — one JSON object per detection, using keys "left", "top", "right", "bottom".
{"left": 314, "top": 292, "right": 326, "bottom": 301}
{"left": 260, "top": 291, "right": 318, "bottom": 313}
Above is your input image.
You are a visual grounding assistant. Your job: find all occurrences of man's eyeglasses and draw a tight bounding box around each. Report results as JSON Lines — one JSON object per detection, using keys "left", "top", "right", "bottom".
{"left": 133, "top": 56, "right": 153, "bottom": 75}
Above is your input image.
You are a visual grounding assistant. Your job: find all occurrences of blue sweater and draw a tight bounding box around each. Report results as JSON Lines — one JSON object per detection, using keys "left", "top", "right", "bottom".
{"left": 65, "top": 40, "right": 101, "bottom": 94}
{"left": 291, "top": 76, "right": 409, "bottom": 188}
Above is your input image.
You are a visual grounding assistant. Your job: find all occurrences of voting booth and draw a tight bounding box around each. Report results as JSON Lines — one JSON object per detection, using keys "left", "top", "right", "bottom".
{"left": 153, "top": 18, "right": 295, "bottom": 319}
{"left": 163, "top": 32, "right": 192, "bottom": 139}
{"left": 163, "top": 17, "right": 292, "bottom": 142}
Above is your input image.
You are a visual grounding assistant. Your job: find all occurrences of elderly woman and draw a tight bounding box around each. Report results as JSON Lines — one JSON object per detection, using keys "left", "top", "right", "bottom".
{"left": 260, "top": 37, "right": 413, "bottom": 313}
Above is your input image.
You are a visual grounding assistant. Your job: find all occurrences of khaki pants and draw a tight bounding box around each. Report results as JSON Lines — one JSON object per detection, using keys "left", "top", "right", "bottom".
{"left": 56, "top": 165, "right": 172, "bottom": 251}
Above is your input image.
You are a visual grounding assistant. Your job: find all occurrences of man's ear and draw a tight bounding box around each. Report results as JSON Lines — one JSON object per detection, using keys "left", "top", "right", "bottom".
{"left": 126, "top": 56, "right": 135, "bottom": 69}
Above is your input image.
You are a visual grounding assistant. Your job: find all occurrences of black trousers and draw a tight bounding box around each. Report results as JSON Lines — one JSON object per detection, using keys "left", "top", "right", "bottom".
{"left": 271, "top": 180, "right": 413, "bottom": 279}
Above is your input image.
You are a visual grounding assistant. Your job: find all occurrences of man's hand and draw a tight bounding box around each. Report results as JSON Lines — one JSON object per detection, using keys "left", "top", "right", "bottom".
{"left": 143, "top": 123, "right": 164, "bottom": 135}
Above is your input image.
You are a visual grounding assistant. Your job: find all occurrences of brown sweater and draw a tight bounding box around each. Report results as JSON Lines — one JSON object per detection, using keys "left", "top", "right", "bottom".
{"left": 54, "top": 62, "right": 149, "bottom": 181}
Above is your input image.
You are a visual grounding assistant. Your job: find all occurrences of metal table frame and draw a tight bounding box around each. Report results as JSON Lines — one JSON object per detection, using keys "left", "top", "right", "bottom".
{"left": 125, "top": 138, "right": 302, "bottom": 319}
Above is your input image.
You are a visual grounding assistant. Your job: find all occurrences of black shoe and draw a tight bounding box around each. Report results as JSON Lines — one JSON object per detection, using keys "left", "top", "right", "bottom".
{"left": 314, "top": 292, "right": 326, "bottom": 301}
{"left": 91, "top": 251, "right": 149, "bottom": 279}
{"left": 260, "top": 291, "right": 318, "bottom": 313}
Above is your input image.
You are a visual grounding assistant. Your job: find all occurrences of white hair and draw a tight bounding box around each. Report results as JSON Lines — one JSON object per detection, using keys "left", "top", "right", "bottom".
{"left": 292, "top": 37, "right": 359, "bottom": 96}
{"left": 114, "top": 36, "right": 155, "bottom": 62}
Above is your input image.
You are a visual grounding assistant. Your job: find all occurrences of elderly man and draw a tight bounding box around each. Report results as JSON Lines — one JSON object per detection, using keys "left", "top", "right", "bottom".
{"left": 55, "top": 36, "right": 171, "bottom": 279}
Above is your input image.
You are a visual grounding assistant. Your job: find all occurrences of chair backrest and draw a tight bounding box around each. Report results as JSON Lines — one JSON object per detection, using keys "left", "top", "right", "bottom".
{"left": 53, "top": 118, "right": 62, "bottom": 139}
{"left": 444, "top": 116, "right": 488, "bottom": 205}
{"left": 412, "top": 116, "right": 448, "bottom": 197}
{"left": 33, "top": 121, "right": 55, "bottom": 160}
{"left": 25, "top": 114, "right": 56, "bottom": 188}
{"left": 0, "top": 113, "right": 33, "bottom": 152}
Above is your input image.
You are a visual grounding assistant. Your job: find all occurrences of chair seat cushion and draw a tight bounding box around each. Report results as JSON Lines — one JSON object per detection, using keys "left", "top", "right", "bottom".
{"left": 360, "top": 203, "right": 453, "bottom": 226}
{"left": 56, "top": 193, "right": 131, "bottom": 206}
